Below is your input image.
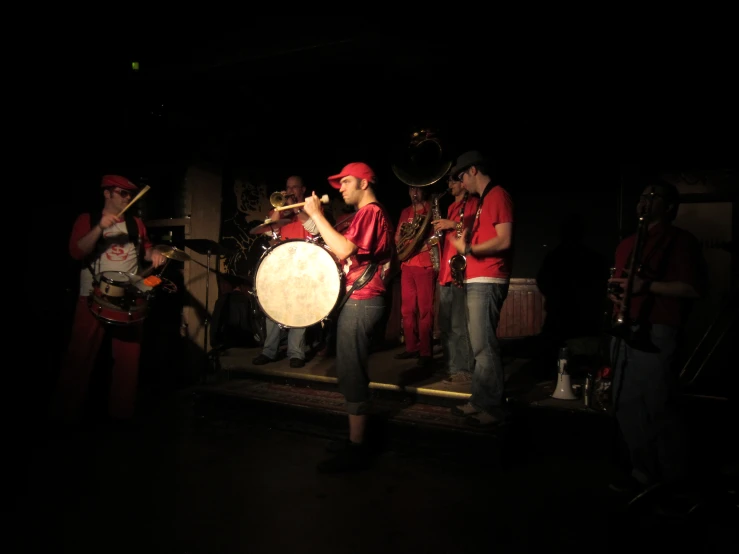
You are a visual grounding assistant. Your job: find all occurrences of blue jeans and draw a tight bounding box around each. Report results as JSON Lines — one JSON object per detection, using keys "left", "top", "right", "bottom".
{"left": 611, "top": 324, "right": 687, "bottom": 484}
{"left": 466, "top": 282, "right": 509, "bottom": 412}
{"left": 438, "top": 284, "right": 474, "bottom": 375}
{"left": 262, "top": 318, "right": 306, "bottom": 360}
{"left": 336, "top": 296, "right": 385, "bottom": 415}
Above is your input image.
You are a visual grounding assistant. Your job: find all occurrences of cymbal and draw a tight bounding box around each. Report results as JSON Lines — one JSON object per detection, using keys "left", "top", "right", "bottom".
{"left": 183, "top": 239, "right": 235, "bottom": 257}
{"left": 154, "top": 244, "right": 191, "bottom": 262}
{"left": 249, "top": 218, "right": 292, "bottom": 235}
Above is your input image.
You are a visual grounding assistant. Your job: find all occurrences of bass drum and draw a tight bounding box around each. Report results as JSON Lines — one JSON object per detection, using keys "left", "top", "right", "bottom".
{"left": 254, "top": 239, "right": 344, "bottom": 328}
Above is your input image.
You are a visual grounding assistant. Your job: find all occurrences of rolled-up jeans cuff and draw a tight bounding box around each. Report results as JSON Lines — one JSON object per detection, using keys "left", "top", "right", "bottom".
{"left": 345, "top": 400, "right": 372, "bottom": 415}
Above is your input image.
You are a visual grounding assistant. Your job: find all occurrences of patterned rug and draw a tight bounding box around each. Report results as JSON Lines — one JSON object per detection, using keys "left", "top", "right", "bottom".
{"left": 196, "top": 377, "right": 494, "bottom": 434}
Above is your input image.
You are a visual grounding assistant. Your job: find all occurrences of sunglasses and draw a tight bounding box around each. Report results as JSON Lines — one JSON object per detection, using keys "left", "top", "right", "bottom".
{"left": 455, "top": 168, "right": 470, "bottom": 182}
{"left": 109, "top": 188, "right": 133, "bottom": 199}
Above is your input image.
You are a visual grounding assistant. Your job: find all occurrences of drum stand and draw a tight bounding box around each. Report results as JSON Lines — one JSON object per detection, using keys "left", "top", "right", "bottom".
{"left": 204, "top": 247, "right": 213, "bottom": 357}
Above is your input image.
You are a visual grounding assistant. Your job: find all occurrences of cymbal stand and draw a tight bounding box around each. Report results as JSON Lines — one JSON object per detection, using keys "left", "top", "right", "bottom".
{"left": 268, "top": 223, "right": 282, "bottom": 242}
{"left": 204, "top": 247, "right": 212, "bottom": 358}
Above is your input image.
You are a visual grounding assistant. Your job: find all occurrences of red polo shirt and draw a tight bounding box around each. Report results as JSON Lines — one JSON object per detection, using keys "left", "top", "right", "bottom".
{"left": 613, "top": 222, "right": 705, "bottom": 328}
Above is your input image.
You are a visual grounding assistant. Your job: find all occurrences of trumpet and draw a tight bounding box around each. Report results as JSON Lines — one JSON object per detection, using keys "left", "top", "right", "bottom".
{"left": 269, "top": 191, "right": 294, "bottom": 209}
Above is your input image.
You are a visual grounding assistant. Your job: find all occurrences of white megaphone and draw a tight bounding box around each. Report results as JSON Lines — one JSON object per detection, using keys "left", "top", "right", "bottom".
{"left": 552, "top": 347, "right": 578, "bottom": 400}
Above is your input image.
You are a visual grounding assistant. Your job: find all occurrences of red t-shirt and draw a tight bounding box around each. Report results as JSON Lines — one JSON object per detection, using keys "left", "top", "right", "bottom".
{"left": 268, "top": 210, "right": 311, "bottom": 241}
{"left": 466, "top": 185, "right": 514, "bottom": 280}
{"left": 396, "top": 202, "right": 433, "bottom": 269}
{"left": 613, "top": 222, "right": 704, "bottom": 328}
{"left": 438, "top": 194, "right": 480, "bottom": 285}
{"left": 342, "top": 202, "right": 395, "bottom": 300}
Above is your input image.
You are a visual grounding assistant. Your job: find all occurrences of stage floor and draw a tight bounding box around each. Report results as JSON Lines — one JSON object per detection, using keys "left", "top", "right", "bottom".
{"left": 202, "top": 343, "right": 604, "bottom": 434}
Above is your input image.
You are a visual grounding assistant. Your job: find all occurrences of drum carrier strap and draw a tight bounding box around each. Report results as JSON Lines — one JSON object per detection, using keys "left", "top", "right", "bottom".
{"left": 327, "top": 262, "right": 378, "bottom": 321}
{"left": 84, "top": 213, "right": 145, "bottom": 276}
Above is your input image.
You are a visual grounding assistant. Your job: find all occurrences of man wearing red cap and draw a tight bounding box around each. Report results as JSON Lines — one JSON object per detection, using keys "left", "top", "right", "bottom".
{"left": 303, "top": 162, "right": 395, "bottom": 473}
{"left": 51, "top": 175, "right": 167, "bottom": 423}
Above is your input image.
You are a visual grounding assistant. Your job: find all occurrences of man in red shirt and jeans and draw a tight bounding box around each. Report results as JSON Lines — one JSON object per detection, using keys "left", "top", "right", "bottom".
{"left": 607, "top": 178, "right": 705, "bottom": 493}
{"left": 447, "top": 151, "right": 514, "bottom": 426}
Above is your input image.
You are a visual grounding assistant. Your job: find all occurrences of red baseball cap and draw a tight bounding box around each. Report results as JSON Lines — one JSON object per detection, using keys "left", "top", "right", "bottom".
{"left": 327, "top": 162, "right": 376, "bottom": 190}
{"left": 101, "top": 175, "right": 139, "bottom": 191}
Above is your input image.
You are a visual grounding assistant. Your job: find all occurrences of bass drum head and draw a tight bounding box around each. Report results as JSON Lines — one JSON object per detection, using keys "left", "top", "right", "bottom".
{"left": 254, "top": 239, "right": 343, "bottom": 328}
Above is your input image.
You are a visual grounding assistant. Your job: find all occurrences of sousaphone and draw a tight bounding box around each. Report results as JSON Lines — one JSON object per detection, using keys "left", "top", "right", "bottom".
{"left": 392, "top": 129, "right": 452, "bottom": 261}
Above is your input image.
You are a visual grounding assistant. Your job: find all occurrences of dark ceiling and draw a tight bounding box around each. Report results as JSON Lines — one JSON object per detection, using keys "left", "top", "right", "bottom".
{"left": 53, "top": 18, "right": 738, "bottom": 173}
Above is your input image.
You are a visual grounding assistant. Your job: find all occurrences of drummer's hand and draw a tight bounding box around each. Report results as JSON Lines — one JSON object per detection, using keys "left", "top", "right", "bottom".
{"left": 151, "top": 250, "right": 167, "bottom": 268}
{"left": 98, "top": 213, "right": 120, "bottom": 230}
{"left": 303, "top": 192, "right": 322, "bottom": 218}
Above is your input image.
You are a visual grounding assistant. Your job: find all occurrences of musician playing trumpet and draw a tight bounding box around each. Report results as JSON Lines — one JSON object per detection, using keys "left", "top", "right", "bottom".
{"left": 431, "top": 173, "right": 479, "bottom": 383}
{"left": 252, "top": 175, "right": 317, "bottom": 369}
{"left": 606, "top": 178, "right": 706, "bottom": 495}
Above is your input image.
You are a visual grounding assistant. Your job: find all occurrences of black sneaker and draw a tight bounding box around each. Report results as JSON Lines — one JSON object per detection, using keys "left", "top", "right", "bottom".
{"left": 289, "top": 358, "right": 305, "bottom": 368}
{"left": 252, "top": 354, "right": 274, "bottom": 365}
{"left": 317, "top": 442, "right": 370, "bottom": 473}
{"left": 394, "top": 350, "right": 419, "bottom": 360}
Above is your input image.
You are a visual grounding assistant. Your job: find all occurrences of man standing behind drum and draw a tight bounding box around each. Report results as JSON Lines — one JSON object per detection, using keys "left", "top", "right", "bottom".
{"left": 252, "top": 175, "right": 314, "bottom": 368}
{"left": 303, "top": 162, "right": 395, "bottom": 473}
{"left": 51, "top": 175, "right": 166, "bottom": 423}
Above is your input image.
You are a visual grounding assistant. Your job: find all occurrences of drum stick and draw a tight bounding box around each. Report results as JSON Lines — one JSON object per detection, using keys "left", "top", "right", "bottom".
{"left": 116, "top": 185, "right": 151, "bottom": 218}
{"left": 274, "top": 194, "right": 329, "bottom": 212}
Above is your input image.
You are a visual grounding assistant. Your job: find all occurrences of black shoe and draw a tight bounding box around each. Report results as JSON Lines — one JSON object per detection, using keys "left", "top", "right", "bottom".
{"left": 317, "top": 442, "right": 370, "bottom": 473}
{"left": 252, "top": 354, "right": 274, "bottom": 365}
{"left": 394, "top": 350, "right": 419, "bottom": 360}
{"left": 417, "top": 356, "right": 433, "bottom": 368}
{"left": 289, "top": 358, "right": 305, "bottom": 368}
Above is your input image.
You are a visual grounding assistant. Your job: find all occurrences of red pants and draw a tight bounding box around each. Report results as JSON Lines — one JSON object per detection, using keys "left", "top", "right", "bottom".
{"left": 400, "top": 265, "right": 436, "bottom": 357}
{"left": 51, "top": 296, "right": 143, "bottom": 421}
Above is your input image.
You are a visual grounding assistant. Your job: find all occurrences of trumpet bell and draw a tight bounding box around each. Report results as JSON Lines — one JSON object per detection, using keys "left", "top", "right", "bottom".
{"left": 270, "top": 191, "right": 287, "bottom": 208}
{"left": 392, "top": 128, "right": 452, "bottom": 187}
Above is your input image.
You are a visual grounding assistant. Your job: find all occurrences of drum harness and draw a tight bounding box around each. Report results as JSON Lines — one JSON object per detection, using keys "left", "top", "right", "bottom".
{"left": 324, "top": 261, "right": 378, "bottom": 325}
{"left": 84, "top": 212, "right": 145, "bottom": 279}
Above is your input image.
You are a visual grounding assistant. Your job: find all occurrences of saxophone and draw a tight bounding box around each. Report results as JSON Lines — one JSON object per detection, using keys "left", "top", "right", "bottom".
{"left": 449, "top": 192, "right": 468, "bottom": 288}
{"left": 426, "top": 192, "right": 446, "bottom": 272}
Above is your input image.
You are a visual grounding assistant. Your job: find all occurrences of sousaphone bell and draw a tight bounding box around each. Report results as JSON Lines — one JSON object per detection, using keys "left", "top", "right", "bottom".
{"left": 393, "top": 128, "right": 452, "bottom": 261}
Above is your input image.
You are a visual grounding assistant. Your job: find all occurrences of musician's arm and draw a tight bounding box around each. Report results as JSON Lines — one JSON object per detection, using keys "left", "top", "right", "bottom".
{"left": 647, "top": 281, "right": 700, "bottom": 298}
{"left": 304, "top": 209, "right": 358, "bottom": 260}
{"left": 394, "top": 208, "right": 407, "bottom": 245}
{"left": 466, "top": 222, "right": 512, "bottom": 257}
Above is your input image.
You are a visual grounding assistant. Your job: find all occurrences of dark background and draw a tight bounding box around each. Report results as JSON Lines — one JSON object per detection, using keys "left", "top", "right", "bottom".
{"left": 37, "top": 18, "right": 737, "bottom": 321}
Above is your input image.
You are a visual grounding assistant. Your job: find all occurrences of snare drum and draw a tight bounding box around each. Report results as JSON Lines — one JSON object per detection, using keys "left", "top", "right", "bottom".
{"left": 254, "top": 239, "right": 344, "bottom": 328}
{"left": 97, "top": 271, "right": 131, "bottom": 298}
{"left": 89, "top": 271, "right": 149, "bottom": 325}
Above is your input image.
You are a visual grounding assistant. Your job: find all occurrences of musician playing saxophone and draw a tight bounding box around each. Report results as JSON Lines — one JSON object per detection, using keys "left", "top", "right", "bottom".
{"left": 394, "top": 185, "right": 436, "bottom": 368}
{"left": 431, "top": 173, "right": 479, "bottom": 383}
{"left": 606, "top": 178, "right": 706, "bottom": 495}
{"left": 447, "top": 151, "right": 514, "bottom": 427}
